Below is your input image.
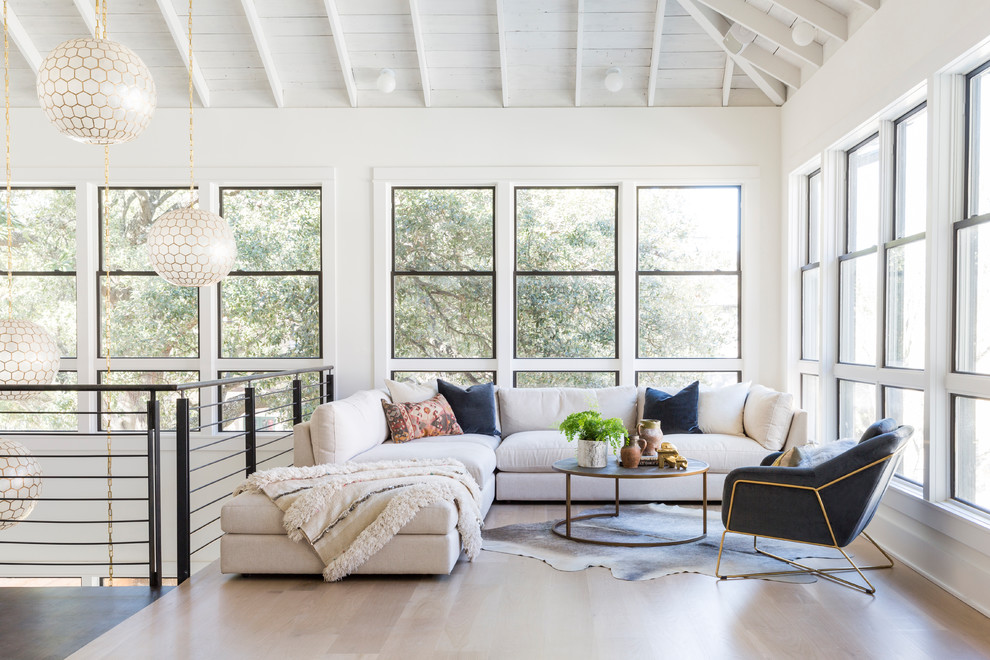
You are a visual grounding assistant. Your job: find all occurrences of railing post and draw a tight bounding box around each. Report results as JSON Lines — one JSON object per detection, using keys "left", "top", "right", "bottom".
{"left": 324, "top": 369, "right": 335, "bottom": 404}
{"left": 292, "top": 378, "right": 303, "bottom": 426}
{"left": 176, "top": 396, "right": 191, "bottom": 583}
{"left": 245, "top": 386, "right": 257, "bottom": 476}
{"left": 146, "top": 396, "right": 162, "bottom": 589}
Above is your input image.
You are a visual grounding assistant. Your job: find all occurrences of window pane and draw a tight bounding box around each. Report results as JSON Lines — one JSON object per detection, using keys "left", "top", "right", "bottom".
{"left": 956, "top": 221, "right": 990, "bottom": 374}
{"left": 0, "top": 371, "right": 77, "bottom": 431}
{"left": 801, "top": 373, "right": 818, "bottom": 444}
{"left": 101, "top": 275, "right": 198, "bottom": 358}
{"left": 886, "top": 240, "right": 925, "bottom": 369}
{"left": 99, "top": 371, "right": 199, "bottom": 431}
{"left": 13, "top": 275, "right": 76, "bottom": 357}
{"left": 219, "top": 371, "right": 323, "bottom": 432}
{"left": 895, "top": 108, "right": 927, "bottom": 238}
{"left": 639, "top": 274, "right": 738, "bottom": 358}
{"left": 968, "top": 67, "right": 990, "bottom": 216}
{"left": 885, "top": 387, "right": 925, "bottom": 485}
{"left": 637, "top": 371, "right": 740, "bottom": 389}
{"left": 847, "top": 136, "right": 880, "bottom": 252}
{"left": 393, "top": 188, "right": 493, "bottom": 272}
{"left": 953, "top": 396, "right": 990, "bottom": 510}
{"left": 391, "top": 372, "right": 495, "bottom": 387}
{"left": 807, "top": 172, "right": 821, "bottom": 264}
{"left": 393, "top": 275, "right": 493, "bottom": 359}
{"left": 802, "top": 267, "right": 819, "bottom": 361}
{"left": 516, "top": 275, "right": 615, "bottom": 358}
{"left": 515, "top": 372, "right": 617, "bottom": 388}
{"left": 638, "top": 186, "right": 739, "bottom": 271}
{"left": 516, "top": 188, "right": 616, "bottom": 271}
{"left": 839, "top": 253, "right": 877, "bottom": 365}
{"left": 5, "top": 189, "right": 75, "bottom": 271}
{"left": 103, "top": 188, "right": 192, "bottom": 271}
{"left": 221, "top": 188, "right": 320, "bottom": 271}
{"left": 221, "top": 275, "right": 319, "bottom": 358}
{"left": 838, "top": 380, "right": 876, "bottom": 440}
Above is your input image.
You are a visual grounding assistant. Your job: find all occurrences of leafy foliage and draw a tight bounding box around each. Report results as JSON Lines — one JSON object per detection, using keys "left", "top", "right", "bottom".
{"left": 515, "top": 372, "right": 616, "bottom": 388}
{"left": 221, "top": 276, "right": 319, "bottom": 358}
{"left": 222, "top": 188, "right": 320, "bottom": 272}
{"left": 637, "top": 371, "right": 740, "bottom": 389}
{"left": 394, "top": 188, "right": 493, "bottom": 272}
{"left": 516, "top": 275, "right": 615, "bottom": 358}
{"left": 391, "top": 371, "right": 494, "bottom": 387}
{"left": 558, "top": 410, "right": 628, "bottom": 454}
{"left": 100, "top": 371, "right": 199, "bottom": 431}
{"left": 638, "top": 187, "right": 738, "bottom": 272}
{"left": 393, "top": 274, "right": 493, "bottom": 358}
{"left": 516, "top": 188, "right": 615, "bottom": 271}
{"left": 638, "top": 275, "right": 738, "bottom": 358}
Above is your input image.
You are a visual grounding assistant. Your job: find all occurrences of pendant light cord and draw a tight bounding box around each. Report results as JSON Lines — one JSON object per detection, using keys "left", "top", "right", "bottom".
{"left": 96, "top": 0, "right": 114, "bottom": 587}
{"left": 188, "top": 0, "right": 194, "bottom": 208}
{"left": 4, "top": 0, "right": 11, "bottom": 320}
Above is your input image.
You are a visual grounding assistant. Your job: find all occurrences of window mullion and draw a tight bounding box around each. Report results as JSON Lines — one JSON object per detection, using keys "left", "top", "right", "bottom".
{"left": 198, "top": 181, "right": 221, "bottom": 435}
{"left": 77, "top": 182, "right": 99, "bottom": 433}
{"left": 495, "top": 181, "right": 513, "bottom": 386}
{"left": 618, "top": 181, "right": 636, "bottom": 385}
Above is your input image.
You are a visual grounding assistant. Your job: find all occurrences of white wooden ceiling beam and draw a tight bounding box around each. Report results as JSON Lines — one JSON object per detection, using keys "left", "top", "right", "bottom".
{"left": 771, "top": 0, "right": 847, "bottom": 42}
{"left": 4, "top": 5, "right": 41, "bottom": 73}
{"left": 574, "top": 0, "right": 584, "bottom": 107}
{"left": 694, "top": 0, "right": 823, "bottom": 68}
{"left": 240, "top": 0, "right": 284, "bottom": 108}
{"left": 495, "top": 0, "right": 508, "bottom": 107}
{"left": 408, "top": 0, "right": 431, "bottom": 107}
{"left": 739, "top": 42, "right": 801, "bottom": 88}
{"left": 848, "top": 0, "right": 880, "bottom": 10}
{"left": 647, "top": 0, "right": 668, "bottom": 107}
{"left": 72, "top": 0, "right": 97, "bottom": 36}
{"left": 153, "top": 0, "right": 212, "bottom": 107}
{"left": 323, "top": 0, "right": 356, "bottom": 108}
{"left": 721, "top": 56, "right": 733, "bottom": 106}
{"left": 678, "top": 0, "right": 786, "bottom": 105}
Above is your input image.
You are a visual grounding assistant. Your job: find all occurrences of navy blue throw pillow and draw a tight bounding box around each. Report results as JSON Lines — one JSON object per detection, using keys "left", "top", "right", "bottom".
{"left": 644, "top": 382, "right": 701, "bottom": 435}
{"left": 436, "top": 380, "right": 499, "bottom": 436}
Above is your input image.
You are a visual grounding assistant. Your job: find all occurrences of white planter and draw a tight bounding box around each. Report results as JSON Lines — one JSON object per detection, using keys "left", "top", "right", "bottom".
{"left": 576, "top": 439, "right": 608, "bottom": 468}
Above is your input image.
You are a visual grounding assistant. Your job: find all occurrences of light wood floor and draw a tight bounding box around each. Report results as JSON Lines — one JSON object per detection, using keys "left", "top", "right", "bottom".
{"left": 71, "top": 504, "right": 990, "bottom": 659}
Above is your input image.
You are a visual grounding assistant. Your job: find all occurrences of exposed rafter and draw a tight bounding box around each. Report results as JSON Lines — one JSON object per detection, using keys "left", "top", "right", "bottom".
{"left": 679, "top": 0, "right": 786, "bottom": 105}
{"left": 848, "top": 0, "right": 880, "bottom": 10}
{"left": 408, "top": 0, "right": 431, "bottom": 107}
{"left": 323, "top": 0, "right": 356, "bottom": 107}
{"left": 240, "top": 0, "right": 284, "bottom": 108}
{"left": 721, "top": 56, "right": 733, "bottom": 106}
{"left": 152, "top": 0, "right": 212, "bottom": 107}
{"left": 72, "top": 0, "right": 97, "bottom": 35}
{"left": 740, "top": 40, "right": 801, "bottom": 88}
{"left": 647, "top": 0, "right": 668, "bottom": 107}
{"left": 574, "top": 0, "right": 584, "bottom": 107}
{"left": 694, "top": 0, "right": 823, "bottom": 68}
{"left": 4, "top": 5, "right": 41, "bottom": 73}
{"left": 771, "top": 0, "right": 847, "bottom": 42}
{"left": 495, "top": 0, "right": 509, "bottom": 107}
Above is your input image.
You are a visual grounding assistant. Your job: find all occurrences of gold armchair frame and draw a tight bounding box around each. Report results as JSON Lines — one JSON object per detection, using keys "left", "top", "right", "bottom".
{"left": 715, "top": 454, "right": 897, "bottom": 594}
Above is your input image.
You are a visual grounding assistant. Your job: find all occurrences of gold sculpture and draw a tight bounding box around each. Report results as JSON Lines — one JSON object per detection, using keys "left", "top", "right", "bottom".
{"left": 657, "top": 441, "right": 688, "bottom": 470}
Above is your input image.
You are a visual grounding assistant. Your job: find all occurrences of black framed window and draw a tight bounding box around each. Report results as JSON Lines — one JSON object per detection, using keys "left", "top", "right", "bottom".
{"left": 218, "top": 370, "right": 322, "bottom": 432}
{"left": 952, "top": 394, "right": 990, "bottom": 512}
{"left": 219, "top": 188, "right": 321, "bottom": 359}
{"left": 514, "top": 371, "right": 618, "bottom": 388}
{"left": 391, "top": 371, "right": 495, "bottom": 387}
{"left": 838, "top": 378, "right": 876, "bottom": 440}
{"left": 802, "top": 171, "right": 821, "bottom": 361}
{"left": 98, "top": 370, "right": 199, "bottom": 431}
{"left": 637, "top": 186, "right": 740, "bottom": 359}
{"left": 99, "top": 188, "right": 199, "bottom": 358}
{"left": 392, "top": 188, "right": 495, "bottom": 360}
{"left": 884, "top": 385, "right": 925, "bottom": 485}
{"left": 801, "top": 373, "right": 819, "bottom": 444}
{"left": 636, "top": 371, "right": 741, "bottom": 389}
{"left": 515, "top": 187, "right": 617, "bottom": 359}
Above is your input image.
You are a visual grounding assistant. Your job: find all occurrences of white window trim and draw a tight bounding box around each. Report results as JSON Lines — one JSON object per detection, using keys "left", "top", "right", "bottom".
{"left": 373, "top": 166, "right": 759, "bottom": 390}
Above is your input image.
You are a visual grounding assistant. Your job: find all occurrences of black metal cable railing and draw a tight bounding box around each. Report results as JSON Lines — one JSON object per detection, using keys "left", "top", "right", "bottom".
{"left": 0, "top": 366, "right": 333, "bottom": 586}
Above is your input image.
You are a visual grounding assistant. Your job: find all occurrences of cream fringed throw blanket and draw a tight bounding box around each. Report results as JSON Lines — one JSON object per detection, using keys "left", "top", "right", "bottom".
{"left": 234, "top": 459, "right": 483, "bottom": 581}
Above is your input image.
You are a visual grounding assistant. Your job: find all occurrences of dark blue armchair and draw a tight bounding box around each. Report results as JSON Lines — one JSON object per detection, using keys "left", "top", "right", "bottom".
{"left": 715, "top": 419, "right": 913, "bottom": 594}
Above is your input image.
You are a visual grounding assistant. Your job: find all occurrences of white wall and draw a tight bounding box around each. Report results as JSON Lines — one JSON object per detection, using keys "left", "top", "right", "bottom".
{"left": 780, "top": 0, "right": 990, "bottom": 617}
{"left": 11, "top": 106, "right": 783, "bottom": 398}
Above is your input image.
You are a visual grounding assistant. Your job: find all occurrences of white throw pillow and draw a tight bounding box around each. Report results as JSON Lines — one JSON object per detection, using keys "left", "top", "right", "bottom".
{"left": 385, "top": 378, "right": 437, "bottom": 404}
{"left": 743, "top": 384, "right": 794, "bottom": 450}
{"left": 698, "top": 381, "right": 751, "bottom": 436}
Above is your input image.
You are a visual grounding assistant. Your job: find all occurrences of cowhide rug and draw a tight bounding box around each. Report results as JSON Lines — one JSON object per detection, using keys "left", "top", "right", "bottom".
{"left": 482, "top": 503, "right": 838, "bottom": 582}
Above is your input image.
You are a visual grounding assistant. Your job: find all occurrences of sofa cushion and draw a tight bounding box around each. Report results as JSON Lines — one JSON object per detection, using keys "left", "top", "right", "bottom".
{"left": 496, "top": 430, "right": 576, "bottom": 473}
{"left": 385, "top": 378, "right": 437, "bottom": 403}
{"left": 220, "top": 492, "right": 457, "bottom": 536}
{"left": 661, "top": 433, "right": 774, "bottom": 473}
{"left": 353, "top": 438, "right": 496, "bottom": 489}
{"left": 310, "top": 390, "right": 390, "bottom": 465}
{"left": 381, "top": 393, "right": 463, "bottom": 443}
{"left": 773, "top": 439, "right": 856, "bottom": 468}
{"left": 743, "top": 385, "right": 794, "bottom": 451}
{"left": 438, "top": 380, "right": 499, "bottom": 436}
{"left": 644, "top": 382, "right": 701, "bottom": 434}
{"left": 698, "top": 381, "right": 750, "bottom": 436}
{"left": 498, "top": 386, "right": 638, "bottom": 437}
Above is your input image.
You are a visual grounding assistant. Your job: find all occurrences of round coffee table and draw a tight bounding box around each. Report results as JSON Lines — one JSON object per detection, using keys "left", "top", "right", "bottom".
{"left": 551, "top": 456, "right": 709, "bottom": 547}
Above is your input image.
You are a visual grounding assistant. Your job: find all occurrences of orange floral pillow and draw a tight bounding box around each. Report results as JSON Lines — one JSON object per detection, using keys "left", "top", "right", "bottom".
{"left": 381, "top": 393, "right": 463, "bottom": 443}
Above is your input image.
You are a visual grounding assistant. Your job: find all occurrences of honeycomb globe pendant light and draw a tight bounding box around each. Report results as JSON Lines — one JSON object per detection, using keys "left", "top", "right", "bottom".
{"left": 0, "top": 1, "right": 59, "bottom": 402}
{"left": 147, "top": 0, "right": 235, "bottom": 288}
{"left": 0, "top": 438, "right": 42, "bottom": 529}
{"left": 36, "top": 2, "right": 156, "bottom": 145}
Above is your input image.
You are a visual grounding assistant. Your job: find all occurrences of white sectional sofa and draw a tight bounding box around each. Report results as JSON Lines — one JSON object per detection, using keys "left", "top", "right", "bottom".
{"left": 220, "top": 383, "right": 807, "bottom": 576}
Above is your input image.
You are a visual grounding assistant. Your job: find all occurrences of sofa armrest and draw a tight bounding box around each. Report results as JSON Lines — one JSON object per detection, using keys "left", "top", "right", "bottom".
{"left": 781, "top": 408, "right": 809, "bottom": 452}
{"left": 293, "top": 421, "right": 316, "bottom": 467}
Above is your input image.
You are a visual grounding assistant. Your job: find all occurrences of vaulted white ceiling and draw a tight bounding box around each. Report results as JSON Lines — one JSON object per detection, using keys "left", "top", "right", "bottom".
{"left": 4, "top": 0, "right": 881, "bottom": 108}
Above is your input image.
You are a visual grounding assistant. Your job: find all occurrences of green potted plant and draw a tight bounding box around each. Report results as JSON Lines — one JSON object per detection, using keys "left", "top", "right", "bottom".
{"left": 558, "top": 410, "right": 629, "bottom": 468}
